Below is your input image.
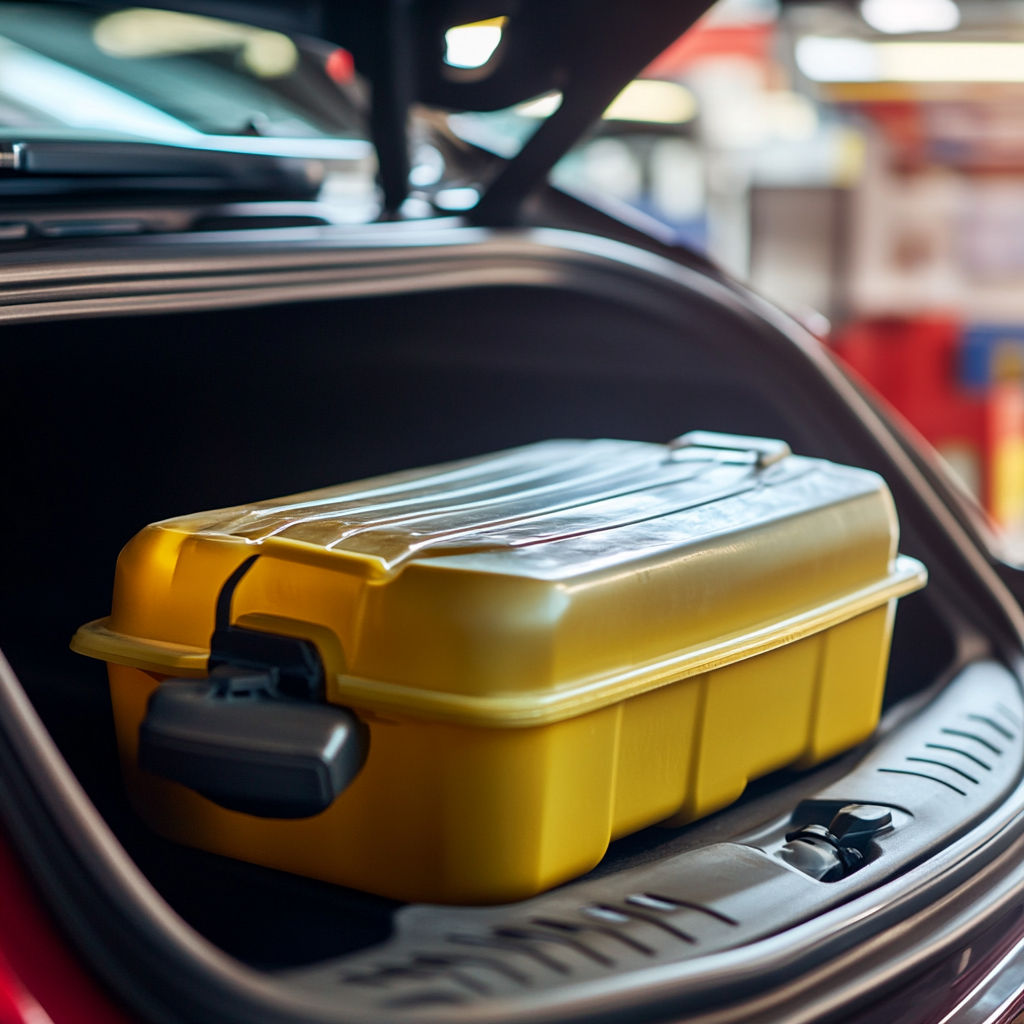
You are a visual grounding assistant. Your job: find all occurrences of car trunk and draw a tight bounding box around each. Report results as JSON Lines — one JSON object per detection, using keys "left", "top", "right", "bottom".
{"left": 0, "top": 225, "right": 1021, "bottom": 1022}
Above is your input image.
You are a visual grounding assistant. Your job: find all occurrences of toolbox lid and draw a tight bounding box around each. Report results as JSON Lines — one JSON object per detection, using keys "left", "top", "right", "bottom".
{"left": 74, "top": 435, "right": 926, "bottom": 726}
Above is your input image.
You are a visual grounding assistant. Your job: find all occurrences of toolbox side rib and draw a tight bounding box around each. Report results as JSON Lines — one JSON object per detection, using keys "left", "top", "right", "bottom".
{"left": 71, "top": 558, "right": 927, "bottom": 720}
{"left": 326, "top": 557, "right": 927, "bottom": 727}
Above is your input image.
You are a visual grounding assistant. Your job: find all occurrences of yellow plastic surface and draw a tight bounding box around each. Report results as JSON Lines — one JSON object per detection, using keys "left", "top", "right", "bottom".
{"left": 73, "top": 437, "right": 926, "bottom": 904}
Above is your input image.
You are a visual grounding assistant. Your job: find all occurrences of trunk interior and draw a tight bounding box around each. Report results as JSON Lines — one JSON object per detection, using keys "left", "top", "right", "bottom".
{"left": 0, "top": 279, "right": 972, "bottom": 978}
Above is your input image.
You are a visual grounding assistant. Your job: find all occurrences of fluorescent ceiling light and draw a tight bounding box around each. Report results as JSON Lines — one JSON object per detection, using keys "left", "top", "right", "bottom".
{"left": 860, "top": 0, "right": 960, "bottom": 34}
{"left": 796, "top": 37, "right": 879, "bottom": 81}
{"left": 797, "top": 37, "right": 1024, "bottom": 82}
{"left": 603, "top": 80, "right": 697, "bottom": 124}
{"left": 444, "top": 18, "right": 506, "bottom": 69}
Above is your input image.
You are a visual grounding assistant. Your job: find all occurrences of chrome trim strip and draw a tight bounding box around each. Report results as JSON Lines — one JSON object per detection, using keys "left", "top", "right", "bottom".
{"left": 939, "top": 932, "right": 1024, "bottom": 1024}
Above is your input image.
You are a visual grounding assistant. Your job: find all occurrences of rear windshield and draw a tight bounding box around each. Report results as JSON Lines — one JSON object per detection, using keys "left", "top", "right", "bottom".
{"left": 0, "top": 3, "right": 368, "bottom": 143}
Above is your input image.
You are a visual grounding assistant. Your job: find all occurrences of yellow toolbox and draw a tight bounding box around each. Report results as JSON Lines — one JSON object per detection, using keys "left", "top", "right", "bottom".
{"left": 72, "top": 432, "right": 926, "bottom": 904}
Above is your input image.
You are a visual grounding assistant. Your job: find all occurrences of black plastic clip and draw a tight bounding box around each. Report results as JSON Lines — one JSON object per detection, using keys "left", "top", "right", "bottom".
{"left": 780, "top": 805, "right": 893, "bottom": 882}
{"left": 208, "top": 554, "right": 324, "bottom": 700}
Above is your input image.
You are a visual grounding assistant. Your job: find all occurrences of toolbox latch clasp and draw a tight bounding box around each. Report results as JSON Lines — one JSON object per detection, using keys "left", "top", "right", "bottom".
{"left": 667, "top": 430, "right": 792, "bottom": 468}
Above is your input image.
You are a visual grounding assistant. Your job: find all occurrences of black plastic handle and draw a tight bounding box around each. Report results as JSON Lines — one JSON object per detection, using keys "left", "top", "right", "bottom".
{"left": 138, "top": 555, "right": 367, "bottom": 819}
{"left": 139, "top": 671, "right": 367, "bottom": 818}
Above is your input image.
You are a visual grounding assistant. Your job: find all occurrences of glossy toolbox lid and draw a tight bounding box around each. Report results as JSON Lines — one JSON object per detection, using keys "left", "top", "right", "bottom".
{"left": 73, "top": 432, "right": 927, "bottom": 726}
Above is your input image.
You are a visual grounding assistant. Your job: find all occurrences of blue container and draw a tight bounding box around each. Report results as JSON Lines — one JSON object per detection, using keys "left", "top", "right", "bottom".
{"left": 962, "top": 324, "right": 1024, "bottom": 389}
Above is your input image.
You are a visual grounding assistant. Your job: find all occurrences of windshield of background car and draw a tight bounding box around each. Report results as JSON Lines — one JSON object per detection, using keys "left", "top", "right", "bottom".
{"left": 0, "top": 3, "right": 378, "bottom": 210}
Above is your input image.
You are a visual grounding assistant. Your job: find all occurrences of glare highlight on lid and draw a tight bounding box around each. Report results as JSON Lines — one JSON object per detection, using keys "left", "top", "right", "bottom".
{"left": 860, "top": 0, "right": 960, "bottom": 34}
{"left": 603, "top": 80, "right": 697, "bottom": 124}
{"left": 797, "top": 37, "right": 1024, "bottom": 83}
{"left": 444, "top": 17, "right": 506, "bottom": 69}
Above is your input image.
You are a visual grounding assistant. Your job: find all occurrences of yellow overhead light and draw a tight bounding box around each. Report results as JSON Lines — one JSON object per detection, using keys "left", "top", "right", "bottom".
{"left": 93, "top": 8, "right": 298, "bottom": 78}
{"left": 240, "top": 31, "right": 300, "bottom": 78}
{"left": 797, "top": 36, "right": 1024, "bottom": 83}
{"left": 603, "top": 80, "right": 697, "bottom": 124}
{"left": 444, "top": 17, "right": 507, "bottom": 69}
{"left": 882, "top": 41, "right": 1024, "bottom": 81}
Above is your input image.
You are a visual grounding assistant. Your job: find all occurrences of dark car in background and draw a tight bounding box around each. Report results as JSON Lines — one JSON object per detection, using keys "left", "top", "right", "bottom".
{"left": 4, "top": 2, "right": 1024, "bottom": 1022}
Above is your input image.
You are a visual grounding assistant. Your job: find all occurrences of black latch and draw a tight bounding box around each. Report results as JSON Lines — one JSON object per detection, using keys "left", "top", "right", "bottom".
{"left": 779, "top": 804, "right": 893, "bottom": 882}
{"left": 138, "top": 555, "right": 367, "bottom": 818}
{"left": 208, "top": 555, "right": 324, "bottom": 701}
